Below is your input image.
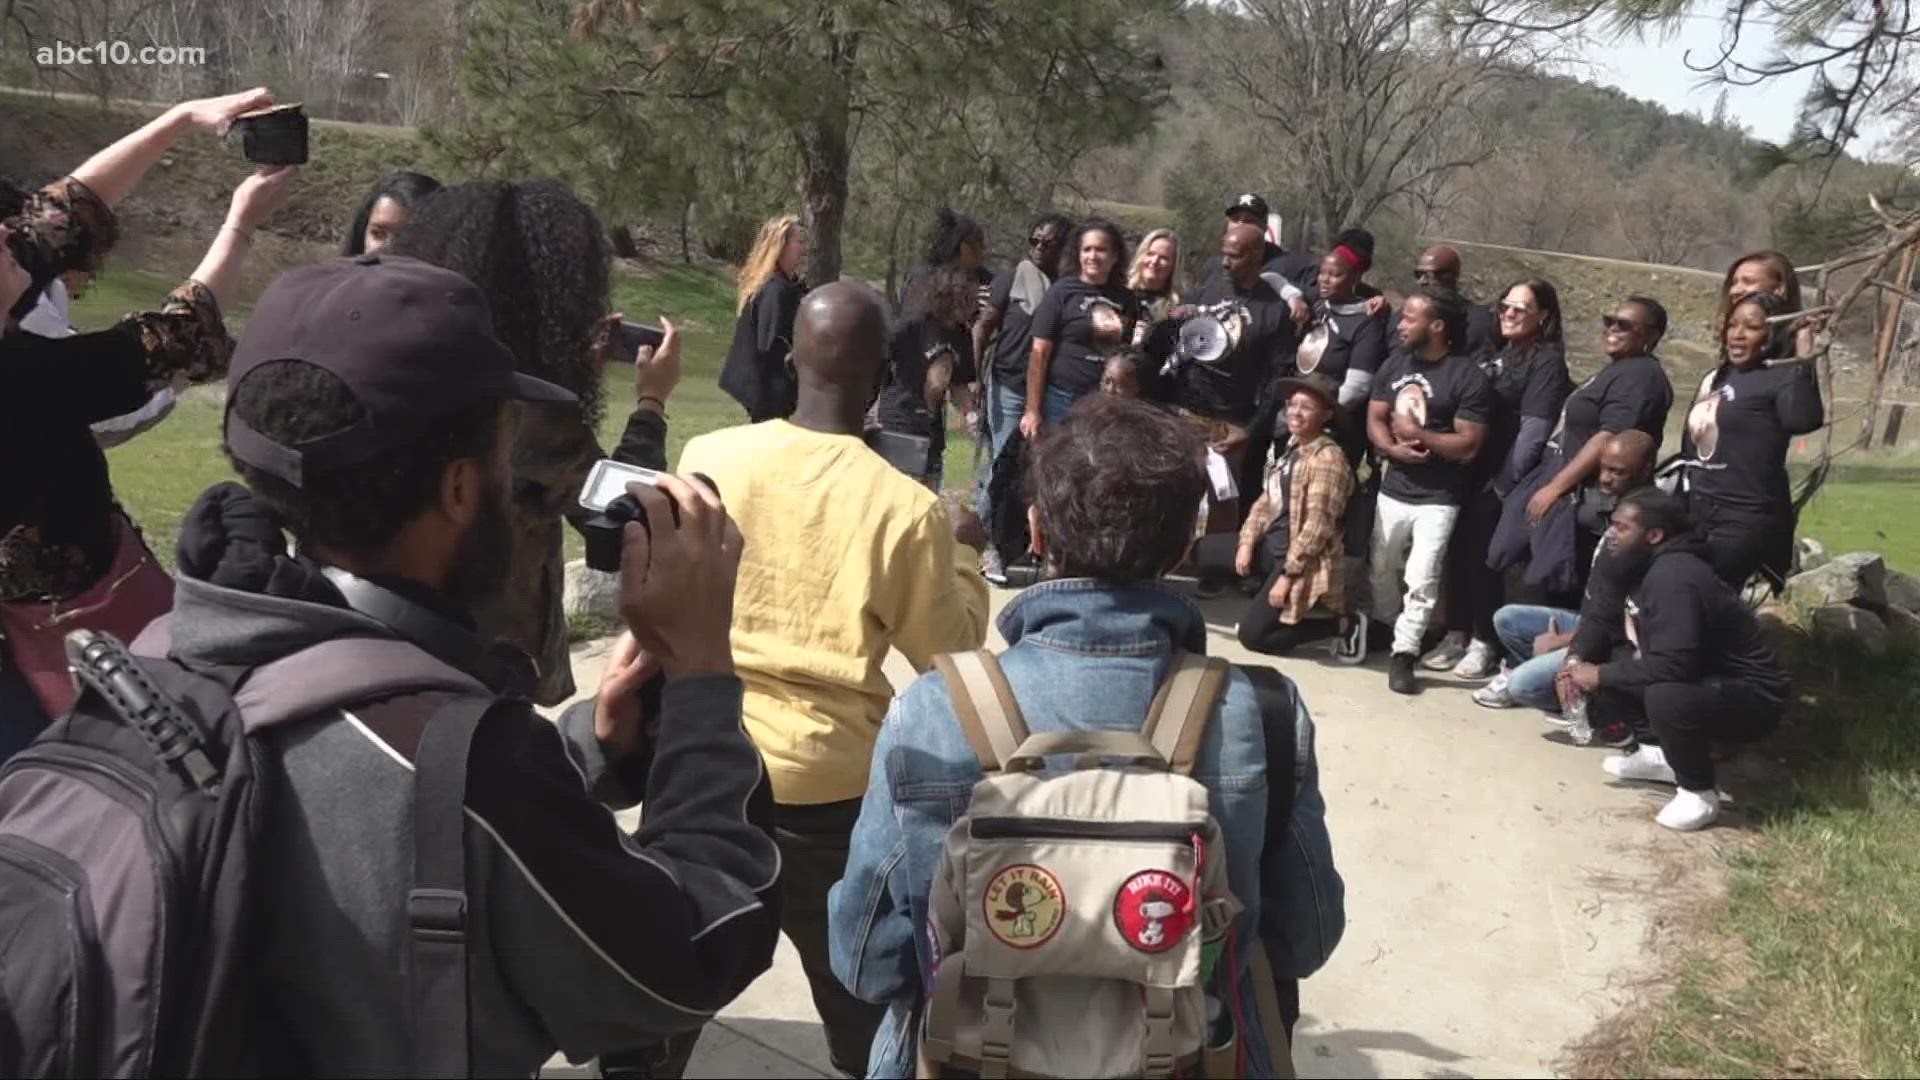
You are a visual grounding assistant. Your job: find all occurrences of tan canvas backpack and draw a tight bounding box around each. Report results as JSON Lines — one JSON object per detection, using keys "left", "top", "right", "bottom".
{"left": 914, "top": 649, "right": 1252, "bottom": 1079}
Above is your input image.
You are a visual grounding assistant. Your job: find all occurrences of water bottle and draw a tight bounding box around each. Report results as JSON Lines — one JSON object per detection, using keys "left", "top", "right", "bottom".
{"left": 1567, "top": 694, "right": 1593, "bottom": 746}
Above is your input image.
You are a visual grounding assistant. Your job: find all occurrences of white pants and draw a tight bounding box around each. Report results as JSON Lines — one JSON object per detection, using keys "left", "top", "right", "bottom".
{"left": 1369, "top": 493, "right": 1461, "bottom": 656}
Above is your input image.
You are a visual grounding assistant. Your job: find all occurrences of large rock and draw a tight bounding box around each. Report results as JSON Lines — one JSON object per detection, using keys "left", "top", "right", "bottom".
{"left": 1885, "top": 605, "right": 1920, "bottom": 649}
{"left": 563, "top": 558, "right": 621, "bottom": 620}
{"left": 1810, "top": 604, "right": 1889, "bottom": 657}
{"left": 1786, "top": 552, "right": 1888, "bottom": 611}
{"left": 1884, "top": 569, "right": 1920, "bottom": 616}
{"left": 1754, "top": 601, "right": 1800, "bottom": 646}
{"left": 1793, "top": 537, "right": 1829, "bottom": 574}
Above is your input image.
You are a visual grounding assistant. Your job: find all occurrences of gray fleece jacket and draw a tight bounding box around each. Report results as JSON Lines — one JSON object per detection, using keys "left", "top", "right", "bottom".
{"left": 138, "top": 505, "right": 781, "bottom": 1077}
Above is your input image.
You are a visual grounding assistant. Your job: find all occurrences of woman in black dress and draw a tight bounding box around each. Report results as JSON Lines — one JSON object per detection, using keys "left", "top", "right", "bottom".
{"left": 719, "top": 214, "right": 808, "bottom": 421}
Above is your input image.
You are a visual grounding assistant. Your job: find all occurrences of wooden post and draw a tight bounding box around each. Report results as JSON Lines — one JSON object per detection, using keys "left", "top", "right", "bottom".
{"left": 1864, "top": 239, "right": 1920, "bottom": 447}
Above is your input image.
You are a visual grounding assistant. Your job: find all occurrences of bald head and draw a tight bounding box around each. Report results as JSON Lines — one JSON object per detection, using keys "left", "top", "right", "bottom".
{"left": 1221, "top": 222, "right": 1266, "bottom": 287}
{"left": 1598, "top": 429, "right": 1657, "bottom": 496}
{"left": 793, "top": 280, "right": 889, "bottom": 391}
{"left": 1416, "top": 245, "right": 1462, "bottom": 290}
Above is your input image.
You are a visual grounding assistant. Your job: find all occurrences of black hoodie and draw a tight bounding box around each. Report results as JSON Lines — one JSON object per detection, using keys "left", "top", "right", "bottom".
{"left": 1597, "top": 538, "right": 1791, "bottom": 702}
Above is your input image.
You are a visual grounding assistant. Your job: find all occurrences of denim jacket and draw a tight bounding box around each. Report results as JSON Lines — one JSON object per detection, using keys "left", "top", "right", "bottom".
{"left": 827, "top": 578, "right": 1345, "bottom": 1078}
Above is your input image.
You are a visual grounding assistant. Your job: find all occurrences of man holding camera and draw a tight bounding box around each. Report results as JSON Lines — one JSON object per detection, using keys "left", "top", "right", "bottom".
{"left": 149, "top": 256, "right": 781, "bottom": 1074}
{"left": 678, "top": 280, "right": 990, "bottom": 1077}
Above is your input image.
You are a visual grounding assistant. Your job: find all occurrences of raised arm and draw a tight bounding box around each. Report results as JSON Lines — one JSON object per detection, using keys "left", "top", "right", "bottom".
{"left": 71, "top": 89, "right": 272, "bottom": 207}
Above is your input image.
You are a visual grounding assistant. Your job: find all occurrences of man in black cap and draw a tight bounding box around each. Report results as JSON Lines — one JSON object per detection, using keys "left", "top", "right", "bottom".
{"left": 1193, "top": 193, "right": 1314, "bottom": 324}
{"left": 147, "top": 254, "right": 782, "bottom": 1075}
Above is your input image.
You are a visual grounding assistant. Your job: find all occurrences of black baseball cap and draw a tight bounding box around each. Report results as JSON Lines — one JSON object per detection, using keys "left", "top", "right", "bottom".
{"left": 1227, "top": 193, "right": 1271, "bottom": 218}
{"left": 225, "top": 254, "right": 574, "bottom": 488}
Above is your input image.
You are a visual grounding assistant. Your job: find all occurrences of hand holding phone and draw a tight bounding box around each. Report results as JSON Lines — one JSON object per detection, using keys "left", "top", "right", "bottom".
{"left": 230, "top": 104, "right": 308, "bottom": 165}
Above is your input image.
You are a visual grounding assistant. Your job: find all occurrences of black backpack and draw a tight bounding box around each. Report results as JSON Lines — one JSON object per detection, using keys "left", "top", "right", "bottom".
{"left": 0, "top": 628, "right": 490, "bottom": 1077}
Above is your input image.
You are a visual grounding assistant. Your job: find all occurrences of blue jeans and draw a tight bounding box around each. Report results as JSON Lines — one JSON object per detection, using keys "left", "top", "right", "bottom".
{"left": 1493, "top": 604, "right": 1579, "bottom": 712}
{"left": 976, "top": 383, "right": 1026, "bottom": 520}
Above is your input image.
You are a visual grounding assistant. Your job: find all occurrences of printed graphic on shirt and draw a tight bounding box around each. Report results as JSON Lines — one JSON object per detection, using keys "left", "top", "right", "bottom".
{"left": 1624, "top": 596, "right": 1642, "bottom": 650}
{"left": 1392, "top": 371, "right": 1433, "bottom": 428}
{"left": 984, "top": 864, "right": 1066, "bottom": 948}
{"left": 1295, "top": 321, "right": 1329, "bottom": 373}
{"left": 1688, "top": 380, "right": 1734, "bottom": 463}
{"left": 1085, "top": 296, "right": 1128, "bottom": 348}
{"left": 1113, "top": 870, "right": 1195, "bottom": 954}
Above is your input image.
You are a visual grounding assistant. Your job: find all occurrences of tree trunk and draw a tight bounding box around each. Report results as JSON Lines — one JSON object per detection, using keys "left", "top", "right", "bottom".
{"left": 679, "top": 199, "right": 693, "bottom": 265}
{"left": 799, "top": 108, "right": 851, "bottom": 286}
{"left": 609, "top": 224, "right": 640, "bottom": 259}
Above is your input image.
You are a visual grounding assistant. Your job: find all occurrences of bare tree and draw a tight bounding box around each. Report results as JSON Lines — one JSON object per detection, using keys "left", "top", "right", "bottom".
{"left": 1208, "top": 0, "right": 1568, "bottom": 237}
{"left": 1612, "top": 146, "right": 1736, "bottom": 265}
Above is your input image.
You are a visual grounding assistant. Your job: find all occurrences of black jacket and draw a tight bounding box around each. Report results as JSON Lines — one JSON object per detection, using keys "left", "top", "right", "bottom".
{"left": 719, "top": 273, "right": 805, "bottom": 419}
{"left": 1597, "top": 540, "right": 1792, "bottom": 701}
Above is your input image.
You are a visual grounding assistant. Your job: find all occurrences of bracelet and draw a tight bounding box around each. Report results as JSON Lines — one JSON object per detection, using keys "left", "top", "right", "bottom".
{"left": 637, "top": 395, "right": 669, "bottom": 416}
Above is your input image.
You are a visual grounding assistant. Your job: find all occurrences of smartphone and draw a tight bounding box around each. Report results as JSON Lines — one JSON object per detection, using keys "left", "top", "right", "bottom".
{"left": 232, "top": 104, "right": 309, "bottom": 166}
{"left": 618, "top": 320, "right": 665, "bottom": 358}
{"left": 579, "top": 460, "right": 662, "bottom": 513}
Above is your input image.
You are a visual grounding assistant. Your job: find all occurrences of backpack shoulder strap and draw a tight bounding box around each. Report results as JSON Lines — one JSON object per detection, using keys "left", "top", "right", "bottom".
{"left": 1236, "top": 664, "right": 1300, "bottom": 822}
{"left": 1140, "top": 652, "right": 1230, "bottom": 777}
{"left": 408, "top": 692, "right": 496, "bottom": 1080}
{"left": 932, "top": 650, "right": 1030, "bottom": 773}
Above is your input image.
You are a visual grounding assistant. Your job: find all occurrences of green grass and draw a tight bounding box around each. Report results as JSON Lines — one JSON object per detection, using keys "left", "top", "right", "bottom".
{"left": 98, "top": 260, "right": 982, "bottom": 567}
{"left": 1796, "top": 476, "right": 1920, "bottom": 571}
{"left": 1571, "top": 638, "right": 1920, "bottom": 1079}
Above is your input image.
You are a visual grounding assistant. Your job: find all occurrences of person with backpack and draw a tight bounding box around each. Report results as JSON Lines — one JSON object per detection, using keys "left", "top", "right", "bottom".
{"left": 0, "top": 256, "right": 783, "bottom": 1077}
{"left": 828, "top": 395, "right": 1345, "bottom": 1079}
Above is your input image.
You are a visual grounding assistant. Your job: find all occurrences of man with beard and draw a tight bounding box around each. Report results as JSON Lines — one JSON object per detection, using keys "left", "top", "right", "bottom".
{"left": 1167, "top": 222, "right": 1298, "bottom": 560}
{"left": 1557, "top": 488, "right": 1791, "bottom": 832}
{"left": 1366, "top": 289, "right": 1493, "bottom": 695}
{"left": 173, "top": 257, "right": 782, "bottom": 1073}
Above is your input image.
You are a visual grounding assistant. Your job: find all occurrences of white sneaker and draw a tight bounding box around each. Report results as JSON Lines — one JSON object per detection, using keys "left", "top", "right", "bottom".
{"left": 1603, "top": 744, "right": 1677, "bottom": 785}
{"left": 1472, "top": 672, "right": 1515, "bottom": 708}
{"left": 981, "top": 549, "right": 1008, "bottom": 586}
{"left": 1451, "top": 639, "right": 1500, "bottom": 680}
{"left": 1420, "top": 639, "right": 1467, "bottom": 671}
{"left": 1655, "top": 788, "right": 1721, "bottom": 831}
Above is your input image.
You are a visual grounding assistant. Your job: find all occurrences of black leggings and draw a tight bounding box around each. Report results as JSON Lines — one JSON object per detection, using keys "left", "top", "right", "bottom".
{"left": 1591, "top": 676, "right": 1784, "bottom": 790}
{"left": 1193, "top": 535, "right": 1344, "bottom": 656}
{"left": 1442, "top": 483, "right": 1502, "bottom": 642}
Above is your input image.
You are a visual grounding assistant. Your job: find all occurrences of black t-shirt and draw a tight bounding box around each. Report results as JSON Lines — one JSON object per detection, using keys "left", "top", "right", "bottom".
{"left": 1287, "top": 301, "right": 1387, "bottom": 384}
{"left": 878, "top": 318, "right": 969, "bottom": 437}
{"left": 1172, "top": 275, "right": 1295, "bottom": 423}
{"left": 1681, "top": 362, "right": 1824, "bottom": 512}
{"left": 1480, "top": 341, "right": 1573, "bottom": 484}
{"left": 1030, "top": 276, "right": 1139, "bottom": 398}
{"left": 1370, "top": 350, "right": 1496, "bottom": 505}
{"left": 985, "top": 262, "right": 1053, "bottom": 386}
{"left": 1558, "top": 353, "right": 1674, "bottom": 460}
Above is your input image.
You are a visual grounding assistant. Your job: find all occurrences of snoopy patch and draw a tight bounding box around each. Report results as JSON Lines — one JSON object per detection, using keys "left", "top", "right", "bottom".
{"left": 1114, "top": 870, "right": 1195, "bottom": 953}
{"left": 984, "top": 864, "right": 1066, "bottom": 949}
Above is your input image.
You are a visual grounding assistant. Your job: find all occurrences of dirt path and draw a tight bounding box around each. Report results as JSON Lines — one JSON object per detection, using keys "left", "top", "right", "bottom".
{"left": 559, "top": 586, "right": 1675, "bottom": 1078}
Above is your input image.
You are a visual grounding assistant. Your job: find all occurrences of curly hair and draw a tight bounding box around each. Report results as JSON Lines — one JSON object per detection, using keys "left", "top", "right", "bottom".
{"left": 905, "top": 263, "right": 978, "bottom": 328}
{"left": 386, "top": 179, "right": 610, "bottom": 423}
{"left": 1027, "top": 395, "right": 1205, "bottom": 582}
{"left": 1063, "top": 219, "right": 1130, "bottom": 290}
{"left": 923, "top": 207, "right": 985, "bottom": 266}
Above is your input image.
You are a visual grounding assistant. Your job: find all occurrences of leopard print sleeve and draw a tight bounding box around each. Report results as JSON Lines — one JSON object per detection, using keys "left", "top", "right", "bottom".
{"left": 119, "top": 278, "right": 233, "bottom": 386}
{"left": 21, "top": 175, "right": 121, "bottom": 275}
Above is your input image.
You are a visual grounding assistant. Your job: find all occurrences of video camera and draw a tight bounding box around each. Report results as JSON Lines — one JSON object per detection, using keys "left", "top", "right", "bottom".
{"left": 576, "top": 460, "right": 720, "bottom": 573}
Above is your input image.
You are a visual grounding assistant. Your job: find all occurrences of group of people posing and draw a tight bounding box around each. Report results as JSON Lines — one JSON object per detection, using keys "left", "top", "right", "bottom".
{"left": 718, "top": 194, "right": 1823, "bottom": 835}
{"left": 0, "top": 89, "right": 1823, "bottom": 1080}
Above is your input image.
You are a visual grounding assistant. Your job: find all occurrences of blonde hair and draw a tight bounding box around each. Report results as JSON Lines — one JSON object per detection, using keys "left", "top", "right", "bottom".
{"left": 737, "top": 214, "right": 804, "bottom": 313}
{"left": 1127, "top": 228, "right": 1181, "bottom": 301}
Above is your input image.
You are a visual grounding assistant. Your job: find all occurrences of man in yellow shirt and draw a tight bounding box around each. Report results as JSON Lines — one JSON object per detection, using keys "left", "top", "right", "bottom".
{"left": 678, "top": 280, "right": 989, "bottom": 1076}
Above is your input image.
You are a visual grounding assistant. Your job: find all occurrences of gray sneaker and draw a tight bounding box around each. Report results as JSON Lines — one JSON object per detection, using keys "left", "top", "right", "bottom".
{"left": 1472, "top": 671, "right": 1516, "bottom": 708}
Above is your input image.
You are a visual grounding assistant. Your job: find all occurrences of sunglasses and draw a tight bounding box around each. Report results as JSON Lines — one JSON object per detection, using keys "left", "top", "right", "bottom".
{"left": 1499, "top": 302, "right": 1536, "bottom": 316}
{"left": 1412, "top": 268, "right": 1447, "bottom": 281}
{"left": 1030, "top": 234, "right": 1061, "bottom": 246}
{"left": 1600, "top": 316, "right": 1645, "bottom": 332}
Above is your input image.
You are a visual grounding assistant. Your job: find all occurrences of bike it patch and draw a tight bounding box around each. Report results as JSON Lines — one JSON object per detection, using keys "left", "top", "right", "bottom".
{"left": 1114, "top": 870, "right": 1195, "bottom": 953}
